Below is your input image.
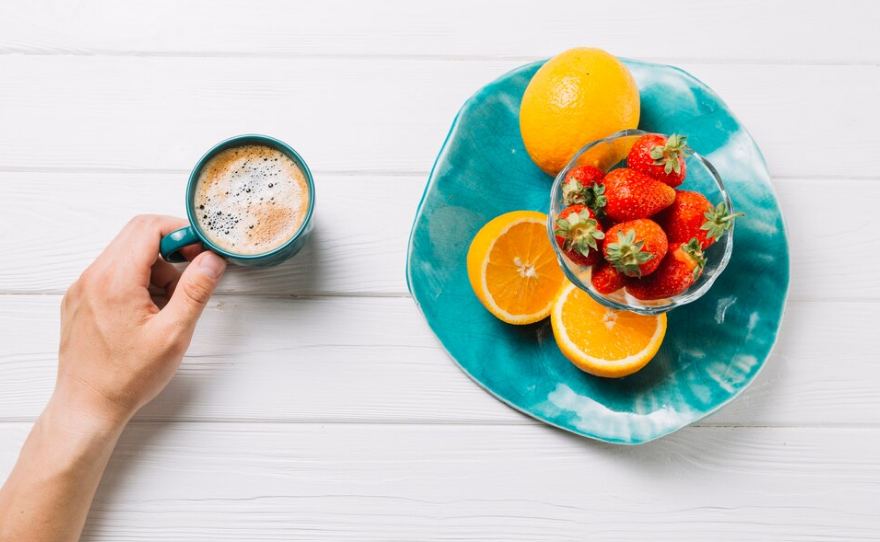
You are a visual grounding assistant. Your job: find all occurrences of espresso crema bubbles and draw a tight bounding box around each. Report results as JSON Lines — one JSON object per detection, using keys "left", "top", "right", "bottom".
{"left": 193, "top": 145, "right": 310, "bottom": 255}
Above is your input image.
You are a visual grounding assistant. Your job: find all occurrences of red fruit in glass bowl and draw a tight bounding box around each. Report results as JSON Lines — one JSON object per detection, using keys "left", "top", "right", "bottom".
{"left": 561, "top": 165, "right": 606, "bottom": 208}
{"left": 627, "top": 133, "right": 689, "bottom": 187}
{"left": 655, "top": 190, "right": 743, "bottom": 249}
{"left": 627, "top": 239, "right": 707, "bottom": 300}
{"left": 553, "top": 204, "right": 605, "bottom": 266}
{"left": 599, "top": 168, "right": 675, "bottom": 222}
{"left": 591, "top": 262, "right": 626, "bottom": 294}
{"left": 603, "top": 219, "right": 668, "bottom": 277}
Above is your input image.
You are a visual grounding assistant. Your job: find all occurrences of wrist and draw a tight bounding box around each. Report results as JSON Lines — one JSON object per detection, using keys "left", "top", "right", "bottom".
{"left": 44, "top": 392, "right": 130, "bottom": 444}
{"left": 20, "top": 398, "right": 127, "bottom": 488}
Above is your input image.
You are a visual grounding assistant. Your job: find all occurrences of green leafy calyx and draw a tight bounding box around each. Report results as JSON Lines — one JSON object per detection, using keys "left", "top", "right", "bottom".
{"left": 700, "top": 202, "right": 744, "bottom": 242}
{"left": 681, "top": 238, "right": 707, "bottom": 280}
{"left": 561, "top": 178, "right": 587, "bottom": 206}
{"left": 649, "top": 133, "right": 691, "bottom": 175}
{"left": 604, "top": 229, "right": 655, "bottom": 278}
{"left": 585, "top": 183, "right": 607, "bottom": 218}
{"left": 554, "top": 209, "right": 605, "bottom": 258}
{"left": 562, "top": 180, "right": 607, "bottom": 219}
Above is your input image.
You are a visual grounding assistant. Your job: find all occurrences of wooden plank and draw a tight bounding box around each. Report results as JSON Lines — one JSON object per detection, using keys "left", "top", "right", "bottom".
{"left": 0, "top": 172, "right": 876, "bottom": 300}
{"left": 0, "top": 172, "right": 424, "bottom": 296}
{"left": 0, "top": 56, "right": 876, "bottom": 178}
{"left": 775, "top": 178, "right": 880, "bottom": 301}
{"left": 1, "top": 422, "right": 877, "bottom": 541}
{"left": 1, "top": 1, "right": 877, "bottom": 64}
{"left": 0, "top": 296, "right": 876, "bottom": 427}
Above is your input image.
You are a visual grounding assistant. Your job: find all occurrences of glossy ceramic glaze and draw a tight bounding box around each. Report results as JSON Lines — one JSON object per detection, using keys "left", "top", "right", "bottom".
{"left": 406, "top": 59, "right": 790, "bottom": 444}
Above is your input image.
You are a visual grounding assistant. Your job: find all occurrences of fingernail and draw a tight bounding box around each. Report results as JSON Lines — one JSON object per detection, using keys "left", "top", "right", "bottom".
{"left": 198, "top": 252, "right": 227, "bottom": 279}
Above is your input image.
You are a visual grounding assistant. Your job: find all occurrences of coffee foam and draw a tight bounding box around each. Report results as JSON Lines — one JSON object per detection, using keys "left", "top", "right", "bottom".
{"left": 193, "top": 144, "right": 310, "bottom": 255}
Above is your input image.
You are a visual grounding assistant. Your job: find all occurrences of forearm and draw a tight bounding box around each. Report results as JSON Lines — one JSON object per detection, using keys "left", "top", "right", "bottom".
{"left": 0, "top": 216, "right": 223, "bottom": 541}
{"left": 0, "top": 396, "right": 126, "bottom": 542}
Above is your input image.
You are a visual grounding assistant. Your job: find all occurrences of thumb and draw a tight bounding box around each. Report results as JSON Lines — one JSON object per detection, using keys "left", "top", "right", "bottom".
{"left": 161, "top": 251, "right": 226, "bottom": 330}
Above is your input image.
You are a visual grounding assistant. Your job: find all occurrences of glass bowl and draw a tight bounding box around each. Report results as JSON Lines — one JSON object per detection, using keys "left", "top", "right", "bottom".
{"left": 547, "top": 129, "right": 735, "bottom": 315}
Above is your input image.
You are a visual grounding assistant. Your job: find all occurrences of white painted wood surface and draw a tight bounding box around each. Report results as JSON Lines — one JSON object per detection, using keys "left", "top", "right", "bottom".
{"left": 1, "top": 2, "right": 878, "bottom": 540}
{"left": 0, "top": 56, "right": 877, "bottom": 178}
{"left": 2, "top": 423, "right": 878, "bottom": 541}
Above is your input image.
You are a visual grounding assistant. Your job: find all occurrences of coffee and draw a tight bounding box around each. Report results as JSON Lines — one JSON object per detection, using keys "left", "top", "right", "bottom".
{"left": 193, "top": 144, "right": 310, "bottom": 255}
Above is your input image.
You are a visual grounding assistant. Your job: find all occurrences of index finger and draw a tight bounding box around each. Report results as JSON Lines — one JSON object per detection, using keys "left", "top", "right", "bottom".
{"left": 101, "top": 214, "right": 191, "bottom": 286}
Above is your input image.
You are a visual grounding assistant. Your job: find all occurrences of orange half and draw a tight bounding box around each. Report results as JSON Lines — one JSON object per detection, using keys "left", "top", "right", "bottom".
{"left": 467, "top": 211, "right": 565, "bottom": 324}
{"left": 551, "top": 281, "right": 666, "bottom": 377}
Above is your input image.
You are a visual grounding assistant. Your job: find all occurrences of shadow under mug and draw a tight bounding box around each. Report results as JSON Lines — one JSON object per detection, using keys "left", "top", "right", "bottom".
{"left": 160, "top": 134, "right": 315, "bottom": 267}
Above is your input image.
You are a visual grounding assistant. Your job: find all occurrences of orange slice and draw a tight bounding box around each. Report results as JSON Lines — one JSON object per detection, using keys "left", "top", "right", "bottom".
{"left": 467, "top": 211, "right": 565, "bottom": 325}
{"left": 551, "top": 281, "right": 666, "bottom": 377}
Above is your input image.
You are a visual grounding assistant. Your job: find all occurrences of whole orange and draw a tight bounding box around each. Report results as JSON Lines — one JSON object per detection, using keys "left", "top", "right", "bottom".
{"left": 520, "top": 48, "right": 640, "bottom": 177}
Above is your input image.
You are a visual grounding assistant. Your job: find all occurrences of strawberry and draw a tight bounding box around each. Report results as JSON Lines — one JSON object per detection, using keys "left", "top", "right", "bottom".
{"left": 561, "top": 165, "right": 606, "bottom": 207}
{"left": 591, "top": 262, "right": 626, "bottom": 294}
{"left": 627, "top": 133, "right": 689, "bottom": 187}
{"left": 598, "top": 168, "right": 675, "bottom": 222}
{"left": 627, "top": 239, "right": 707, "bottom": 300}
{"left": 554, "top": 205, "right": 605, "bottom": 266}
{"left": 603, "top": 219, "right": 668, "bottom": 277}
{"left": 655, "top": 190, "right": 744, "bottom": 249}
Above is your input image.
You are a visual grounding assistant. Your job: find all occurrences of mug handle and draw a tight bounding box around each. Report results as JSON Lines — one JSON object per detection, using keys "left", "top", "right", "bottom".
{"left": 160, "top": 226, "right": 201, "bottom": 263}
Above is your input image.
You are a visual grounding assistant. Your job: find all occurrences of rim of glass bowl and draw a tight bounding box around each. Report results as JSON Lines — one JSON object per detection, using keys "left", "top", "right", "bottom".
{"left": 546, "top": 129, "right": 736, "bottom": 315}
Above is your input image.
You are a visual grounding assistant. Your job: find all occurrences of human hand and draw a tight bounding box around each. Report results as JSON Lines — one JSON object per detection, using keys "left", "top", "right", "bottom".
{"left": 52, "top": 215, "right": 227, "bottom": 431}
{"left": 0, "top": 215, "right": 227, "bottom": 542}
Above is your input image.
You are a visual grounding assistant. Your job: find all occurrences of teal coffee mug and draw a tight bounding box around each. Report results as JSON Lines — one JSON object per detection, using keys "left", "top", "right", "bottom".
{"left": 160, "top": 135, "right": 315, "bottom": 267}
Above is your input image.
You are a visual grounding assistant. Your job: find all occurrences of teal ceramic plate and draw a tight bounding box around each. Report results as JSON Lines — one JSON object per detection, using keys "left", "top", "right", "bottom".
{"left": 406, "top": 59, "right": 789, "bottom": 444}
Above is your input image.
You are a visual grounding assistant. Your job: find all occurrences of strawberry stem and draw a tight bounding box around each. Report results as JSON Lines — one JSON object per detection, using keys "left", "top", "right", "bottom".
{"left": 561, "top": 178, "right": 587, "bottom": 206}
{"left": 701, "top": 202, "right": 744, "bottom": 242}
{"left": 584, "top": 182, "right": 607, "bottom": 219}
{"left": 554, "top": 209, "right": 605, "bottom": 257}
{"left": 649, "top": 134, "right": 690, "bottom": 175}
{"left": 682, "top": 238, "right": 707, "bottom": 280}
{"left": 604, "top": 229, "right": 654, "bottom": 278}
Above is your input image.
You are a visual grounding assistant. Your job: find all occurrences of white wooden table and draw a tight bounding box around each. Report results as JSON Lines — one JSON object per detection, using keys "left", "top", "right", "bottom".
{"left": 2, "top": 2, "right": 879, "bottom": 540}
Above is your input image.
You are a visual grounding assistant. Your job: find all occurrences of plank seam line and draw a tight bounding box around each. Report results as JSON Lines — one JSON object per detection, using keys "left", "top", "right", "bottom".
{"left": 1, "top": 167, "right": 879, "bottom": 183}
{"left": 0, "top": 293, "right": 879, "bottom": 303}
{"left": 0, "top": 291, "right": 415, "bottom": 299}
{"left": 0, "top": 166, "right": 427, "bottom": 177}
{"left": 0, "top": 418, "right": 878, "bottom": 429}
{"left": 0, "top": 50, "right": 878, "bottom": 66}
